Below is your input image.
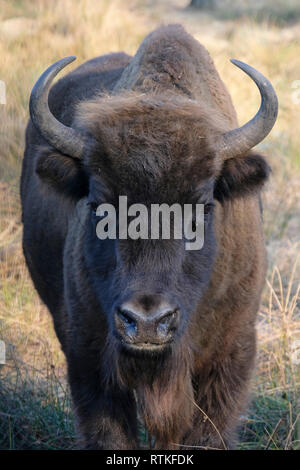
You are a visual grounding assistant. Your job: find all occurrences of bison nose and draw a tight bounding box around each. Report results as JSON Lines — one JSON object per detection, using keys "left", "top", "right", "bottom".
{"left": 114, "top": 303, "right": 180, "bottom": 348}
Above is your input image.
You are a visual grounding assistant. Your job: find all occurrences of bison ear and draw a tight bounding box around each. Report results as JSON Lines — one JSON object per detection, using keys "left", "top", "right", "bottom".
{"left": 35, "top": 147, "right": 88, "bottom": 198}
{"left": 213, "top": 153, "right": 271, "bottom": 202}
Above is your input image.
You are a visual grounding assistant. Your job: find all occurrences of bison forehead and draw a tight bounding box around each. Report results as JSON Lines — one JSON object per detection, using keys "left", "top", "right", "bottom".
{"left": 90, "top": 164, "right": 215, "bottom": 206}
{"left": 76, "top": 93, "right": 225, "bottom": 200}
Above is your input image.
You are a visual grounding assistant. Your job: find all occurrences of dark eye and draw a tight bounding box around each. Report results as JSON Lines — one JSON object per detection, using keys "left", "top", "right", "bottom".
{"left": 204, "top": 203, "right": 215, "bottom": 216}
{"left": 87, "top": 201, "right": 98, "bottom": 214}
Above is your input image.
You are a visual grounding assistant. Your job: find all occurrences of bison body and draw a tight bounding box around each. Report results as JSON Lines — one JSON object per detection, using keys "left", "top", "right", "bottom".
{"left": 21, "top": 25, "right": 277, "bottom": 449}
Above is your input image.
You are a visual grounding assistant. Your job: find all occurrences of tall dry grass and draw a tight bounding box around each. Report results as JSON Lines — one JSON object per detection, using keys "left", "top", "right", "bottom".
{"left": 0, "top": 0, "right": 299, "bottom": 449}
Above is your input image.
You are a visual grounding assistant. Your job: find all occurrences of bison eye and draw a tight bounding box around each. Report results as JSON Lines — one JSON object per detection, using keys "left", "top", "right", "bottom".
{"left": 204, "top": 203, "right": 215, "bottom": 216}
{"left": 87, "top": 201, "right": 98, "bottom": 214}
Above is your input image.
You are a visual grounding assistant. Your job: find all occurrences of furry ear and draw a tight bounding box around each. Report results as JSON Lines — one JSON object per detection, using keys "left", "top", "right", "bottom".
{"left": 35, "top": 147, "right": 88, "bottom": 198}
{"left": 214, "top": 153, "right": 271, "bottom": 202}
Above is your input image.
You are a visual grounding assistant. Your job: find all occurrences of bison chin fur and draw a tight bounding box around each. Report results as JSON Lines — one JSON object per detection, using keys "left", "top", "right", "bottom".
{"left": 103, "top": 333, "right": 195, "bottom": 447}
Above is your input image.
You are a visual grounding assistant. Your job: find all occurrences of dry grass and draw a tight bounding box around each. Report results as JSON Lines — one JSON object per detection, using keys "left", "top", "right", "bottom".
{"left": 0, "top": 0, "right": 299, "bottom": 449}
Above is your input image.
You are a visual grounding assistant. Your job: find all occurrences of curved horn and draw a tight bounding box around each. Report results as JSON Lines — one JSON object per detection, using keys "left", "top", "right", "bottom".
{"left": 30, "top": 56, "right": 85, "bottom": 159}
{"left": 216, "top": 59, "right": 278, "bottom": 159}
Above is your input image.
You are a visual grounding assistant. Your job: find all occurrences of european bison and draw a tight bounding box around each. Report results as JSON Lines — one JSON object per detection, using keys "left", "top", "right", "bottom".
{"left": 21, "top": 25, "right": 278, "bottom": 449}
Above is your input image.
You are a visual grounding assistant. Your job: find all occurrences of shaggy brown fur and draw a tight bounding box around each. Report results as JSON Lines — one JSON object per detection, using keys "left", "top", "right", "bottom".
{"left": 21, "top": 24, "right": 271, "bottom": 449}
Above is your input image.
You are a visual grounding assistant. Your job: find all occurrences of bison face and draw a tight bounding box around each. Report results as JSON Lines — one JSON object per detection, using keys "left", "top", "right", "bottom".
{"left": 82, "top": 172, "right": 217, "bottom": 357}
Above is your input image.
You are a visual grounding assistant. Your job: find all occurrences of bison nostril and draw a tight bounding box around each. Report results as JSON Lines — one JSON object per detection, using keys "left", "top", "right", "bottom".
{"left": 157, "top": 310, "right": 178, "bottom": 338}
{"left": 116, "top": 308, "right": 137, "bottom": 339}
{"left": 118, "top": 309, "right": 135, "bottom": 326}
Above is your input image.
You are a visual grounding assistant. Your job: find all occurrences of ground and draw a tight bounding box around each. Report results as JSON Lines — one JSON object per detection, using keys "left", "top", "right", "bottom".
{"left": 0, "top": 0, "right": 299, "bottom": 450}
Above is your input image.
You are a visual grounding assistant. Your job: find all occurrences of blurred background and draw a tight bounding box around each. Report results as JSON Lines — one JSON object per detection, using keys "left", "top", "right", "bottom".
{"left": 0, "top": 0, "right": 299, "bottom": 450}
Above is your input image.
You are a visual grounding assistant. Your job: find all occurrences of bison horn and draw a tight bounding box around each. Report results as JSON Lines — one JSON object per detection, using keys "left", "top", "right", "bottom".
{"left": 216, "top": 59, "right": 278, "bottom": 159}
{"left": 29, "top": 56, "right": 85, "bottom": 159}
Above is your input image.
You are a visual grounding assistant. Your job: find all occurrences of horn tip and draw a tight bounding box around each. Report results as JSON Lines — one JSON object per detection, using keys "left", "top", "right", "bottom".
{"left": 64, "top": 56, "right": 77, "bottom": 64}
{"left": 230, "top": 58, "right": 244, "bottom": 68}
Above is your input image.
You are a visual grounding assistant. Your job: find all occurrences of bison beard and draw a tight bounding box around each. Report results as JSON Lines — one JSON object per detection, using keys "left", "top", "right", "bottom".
{"left": 104, "top": 333, "right": 195, "bottom": 448}
{"left": 21, "top": 24, "right": 278, "bottom": 449}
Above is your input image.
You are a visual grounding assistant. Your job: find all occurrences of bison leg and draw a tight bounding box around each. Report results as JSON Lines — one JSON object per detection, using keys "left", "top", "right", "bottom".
{"left": 181, "top": 402, "right": 239, "bottom": 450}
{"left": 72, "top": 390, "right": 139, "bottom": 449}
{"left": 182, "top": 342, "right": 256, "bottom": 449}
{"left": 67, "top": 361, "right": 138, "bottom": 449}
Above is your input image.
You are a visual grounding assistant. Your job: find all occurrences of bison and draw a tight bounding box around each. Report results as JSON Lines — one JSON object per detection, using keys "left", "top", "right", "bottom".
{"left": 21, "top": 24, "right": 278, "bottom": 449}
